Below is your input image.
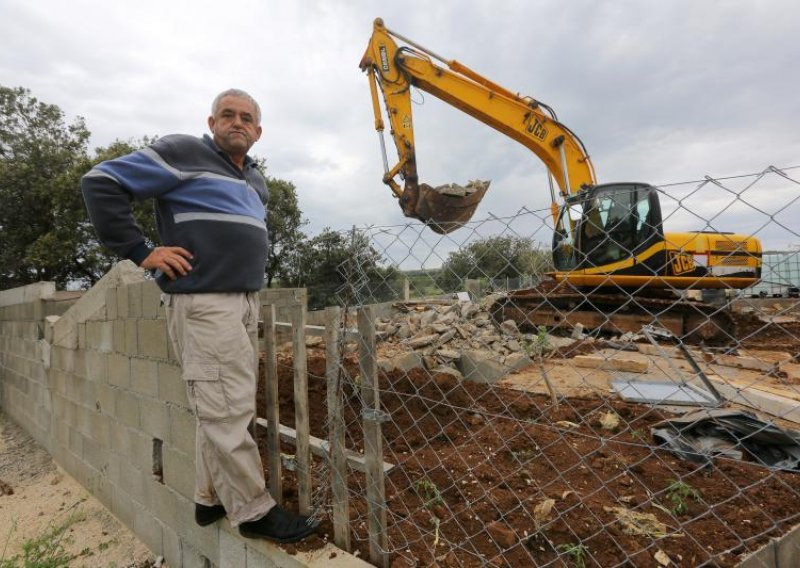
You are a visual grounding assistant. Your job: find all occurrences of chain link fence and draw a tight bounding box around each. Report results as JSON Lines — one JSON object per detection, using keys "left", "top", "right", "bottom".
{"left": 266, "top": 166, "right": 800, "bottom": 567}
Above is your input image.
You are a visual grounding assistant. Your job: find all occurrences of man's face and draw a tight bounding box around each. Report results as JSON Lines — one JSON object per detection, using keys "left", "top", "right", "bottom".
{"left": 207, "top": 95, "right": 262, "bottom": 158}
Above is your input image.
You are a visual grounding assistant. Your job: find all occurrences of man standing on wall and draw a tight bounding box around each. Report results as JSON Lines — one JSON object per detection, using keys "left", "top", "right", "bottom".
{"left": 81, "top": 89, "right": 317, "bottom": 543}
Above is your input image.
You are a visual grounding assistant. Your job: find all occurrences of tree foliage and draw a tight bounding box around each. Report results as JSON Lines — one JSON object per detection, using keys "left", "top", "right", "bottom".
{"left": 0, "top": 86, "right": 91, "bottom": 288}
{"left": 281, "top": 228, "right": 400, "bottom": 310}
{"left": 436, "top": 235, "right": 552, "bottom": 292}
{"left": 263, "top": 176, "right": 306, "bottom": 288}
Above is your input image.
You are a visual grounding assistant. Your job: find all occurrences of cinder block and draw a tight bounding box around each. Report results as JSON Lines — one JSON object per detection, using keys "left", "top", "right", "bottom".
{"left": 65, "top": 374, "right": 84, "bottom": 403}
{"left": 247, "top": 546, "right": 280, "bottom": 568}
{"left": 53, "top": 419, "right": 69, "bottom": 445}
{"left": 106, "top": 288, "right": 118, "bottom": 321}
{"left": 68, "top": 427, "right": 84, "bottom": 457}
{"left": 130, "top": 357, "right": 158, "bottom": 397}
{"left": 150, "top": 480, "right": 180, "bottom": 528}
{"left": 183, "top": 545, "right": 214, "bottom": 568}
{"left": 83, "top": 436, "right": 110, "bottom": 473}
{"left": 138, "top": 319, "right": 168, "bottom": 359}
{"left": 90, "top": 411, "right": 111, "bottom": 446}
{"left": 117, "top": 285, "right": 129, "bottom": 319}
{"left": 84, "top": 462, "right": 113, "bottom": 508}
{"left": 776, "top": 525, "right": 800, "bottom": 567}
{"left": 85, "top": 350, "right": 108, "bottom": 382}
{"left": 139, "top": 397, "right": 168, "bottom": 439}
{"left": 169, "top": 406, "right": 196, "bottom": 455}
{"left": 95, "top": 383, "right": 115, "bottom": 416}
{"left": 113, "top": 320, "right": 125, "bottom": 352}
{"left": 52, "top": 346, "right": 75, "bottom": 373}
{"left": 163, "top": 446, "right": 196, "bottom": 502}
{"left": 133, "top": 501, "right": 164, "bottom": 555}
{"left": 142, "top": 282, "right": 162, "bottom": 319}
{"left": 78, "top": 322, "right": 87, "bottom": 349}
{"left": 73, "top": 349, "right": 88, "bottom": 379}
{"left": 161, "top": 523, "right": 183, "bottom": 568}
{"left": 110, "top": 421, "right": 133, "bottom": 458}
{"left": 173, "top": 497, "right": 219, "bottom": 564}
{"left": 115, "top": 390, "right": 141, "bottom": 429}
{"left": 112, "top": 483, "right": 136, "bottom": 529}
{"left": 127, "top": 426, "right": 154, "bottom": 470}
{"left": 736, "top": 540, "right": 776, "bottom": 567}
{"left": 219, "top": 528, "right": 247, "bottom": 567}
{"left": 128, "top": 282, "right": 143, "bottom": 318}
{"left": 87, "top": 320, "right": 114, "bottom": 353}
{"left": 158, "top": 362, "right": 188, "bottom": 407}
{"left": 108, "top": 353, "right": 131, "bottom": 388}
{"left": 124, "top": 319, "right": 138, "bottom": 355}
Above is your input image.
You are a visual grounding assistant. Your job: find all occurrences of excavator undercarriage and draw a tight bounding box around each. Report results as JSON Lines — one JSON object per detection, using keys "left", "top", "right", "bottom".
{"left": 490, "top": 280, "right": 737, "bottom": 345}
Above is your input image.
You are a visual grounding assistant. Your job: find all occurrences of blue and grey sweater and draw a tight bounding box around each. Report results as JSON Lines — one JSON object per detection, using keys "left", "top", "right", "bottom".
{"left": 81, "top": 134, "right": 269, "bottom": 293}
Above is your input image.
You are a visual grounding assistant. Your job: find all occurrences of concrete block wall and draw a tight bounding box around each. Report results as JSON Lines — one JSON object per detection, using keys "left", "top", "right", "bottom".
{"left": 0, "top": 267, "right": 367, "bottom": 568}
{"left": 0, "top": 286, "right": 52, "bottom": 449}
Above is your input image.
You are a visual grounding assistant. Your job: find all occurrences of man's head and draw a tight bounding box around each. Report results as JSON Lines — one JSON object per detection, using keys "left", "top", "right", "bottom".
{"left": 208, "top": 88, "right": 262, "bottom": 166}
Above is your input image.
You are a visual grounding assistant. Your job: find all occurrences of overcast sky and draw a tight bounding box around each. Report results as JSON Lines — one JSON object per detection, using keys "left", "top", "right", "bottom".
{"left": 2, "top": 0, "right": 799, "bottom": 255}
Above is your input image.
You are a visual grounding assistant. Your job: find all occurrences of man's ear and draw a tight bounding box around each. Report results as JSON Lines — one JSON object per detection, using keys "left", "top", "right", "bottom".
{"left": 254, "top": 125, "right": 263, "bottom": 141}
{"left": 207, "top": 115, "right": 215, "bottom": 133}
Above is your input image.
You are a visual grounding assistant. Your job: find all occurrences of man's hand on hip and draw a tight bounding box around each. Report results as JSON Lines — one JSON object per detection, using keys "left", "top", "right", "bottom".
{"left": 141, "top": 247, "right": 194, "bottom": 279}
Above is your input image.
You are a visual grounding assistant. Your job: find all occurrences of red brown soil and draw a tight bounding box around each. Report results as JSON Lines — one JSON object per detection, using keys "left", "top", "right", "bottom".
{"left": 733, "top": 311, "right": 800, "bottom": 354}
{"left": 257, "top": 354, "right": 800, "bottom": 567}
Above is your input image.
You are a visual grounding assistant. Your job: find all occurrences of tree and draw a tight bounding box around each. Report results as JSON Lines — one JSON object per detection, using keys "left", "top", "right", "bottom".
{"left": 282, "top": 228, "right": 400, "bottom": 310}
{"left": 264, "top": 176, "right": 306, "bottom": 287}
{"left": 0, "top": 86, "right": 160, "bottom": 289}
{"left": 435, "top": 235, "right": 552, "bottom": 292}
{"left": 0, "top": 86, "right": 90, "bottom": 288}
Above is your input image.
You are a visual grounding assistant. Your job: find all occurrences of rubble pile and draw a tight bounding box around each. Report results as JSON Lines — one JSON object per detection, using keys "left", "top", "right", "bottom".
{"left": 371, "top": 297, "right": 575, "bottom": 382}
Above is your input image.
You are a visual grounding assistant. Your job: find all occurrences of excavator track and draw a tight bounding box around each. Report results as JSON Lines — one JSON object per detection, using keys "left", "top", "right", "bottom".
{"left": 490, "top": 282, "right": 737, "bottom": 345}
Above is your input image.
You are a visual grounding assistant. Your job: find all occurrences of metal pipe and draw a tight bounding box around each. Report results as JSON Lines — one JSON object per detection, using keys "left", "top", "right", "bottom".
{"left": 378, "top": 132, "right": 389, "bottom": 175}
{"left": 558, "top": 144, "right": 571, "bottom": 195}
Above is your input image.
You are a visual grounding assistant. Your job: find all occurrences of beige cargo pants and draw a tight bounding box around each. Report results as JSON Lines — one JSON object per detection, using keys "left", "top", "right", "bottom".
{"left": 164, "top": 292, "right": 276, "bottom": 526}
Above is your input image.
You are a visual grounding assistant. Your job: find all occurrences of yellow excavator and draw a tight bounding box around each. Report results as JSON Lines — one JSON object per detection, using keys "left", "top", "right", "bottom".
{"left": 360, "top": 18, "right": 762, "bottom": 342}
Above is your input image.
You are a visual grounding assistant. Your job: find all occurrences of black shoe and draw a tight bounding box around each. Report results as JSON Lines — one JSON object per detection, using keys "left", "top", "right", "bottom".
{"left": 238, "top": 505, "right": 319, "bottom": 543}
{"left": 195, "top": 503, "right": 227, "bottom": 526}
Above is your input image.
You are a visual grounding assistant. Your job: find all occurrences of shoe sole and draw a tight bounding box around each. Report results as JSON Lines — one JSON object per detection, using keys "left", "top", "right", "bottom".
{"left": 239, "top": 525, "right": 317, "bottom": 544}
{"left": 195, "top": 515, "right": 225, "bottom": 527}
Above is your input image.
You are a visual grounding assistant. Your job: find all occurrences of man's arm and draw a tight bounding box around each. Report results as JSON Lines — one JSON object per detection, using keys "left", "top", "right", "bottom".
{"left": 81, "top": 140, "right": 193, "bottom": 278}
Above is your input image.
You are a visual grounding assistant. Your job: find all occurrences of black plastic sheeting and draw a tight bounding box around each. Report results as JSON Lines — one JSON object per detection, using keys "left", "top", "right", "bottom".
{"left": 651, "top": 409, "right": 800, "bottom": 471}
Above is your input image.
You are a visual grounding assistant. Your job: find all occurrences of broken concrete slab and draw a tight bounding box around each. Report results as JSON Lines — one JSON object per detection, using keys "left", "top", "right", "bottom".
{"left": 573, "top": 355, "right": 649, "bottom": 373}
{"left": 459, "top": 350, "right": 533, "bottom": 384}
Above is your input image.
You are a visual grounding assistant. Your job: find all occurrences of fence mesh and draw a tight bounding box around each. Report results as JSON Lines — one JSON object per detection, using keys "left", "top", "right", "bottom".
{"left": 269, "top": 166, "right": 800, "bottom": 567}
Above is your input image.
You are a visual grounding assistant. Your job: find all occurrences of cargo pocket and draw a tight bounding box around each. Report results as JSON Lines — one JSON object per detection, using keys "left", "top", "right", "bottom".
{"left": 184, "top": 359, "right": 229, "bottom": 422}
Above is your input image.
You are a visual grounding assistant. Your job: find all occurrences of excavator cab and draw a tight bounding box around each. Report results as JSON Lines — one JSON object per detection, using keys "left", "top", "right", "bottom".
{"left": 553, "top": 183, "right": 663, "bottom": 273}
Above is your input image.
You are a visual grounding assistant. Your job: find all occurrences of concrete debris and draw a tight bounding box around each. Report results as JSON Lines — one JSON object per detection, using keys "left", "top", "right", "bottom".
{"left": 371, "top": 298, "right": 577, "bottom": 382}
{"left": 431, "top": 179, "right": 490, "bottom": 197}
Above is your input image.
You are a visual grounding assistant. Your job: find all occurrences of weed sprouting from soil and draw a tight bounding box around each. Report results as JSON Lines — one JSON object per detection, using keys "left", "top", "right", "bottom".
{"left": 557, "top": 542, "right": 589, "bottom": 568}
{"left": 415, "top": 479, "right": 445, "bottom": 509}
{"left": 0, "top": 510, "right": 83, "bottom": 568}
{"left": 665, "top": 479, "right": 701, "bottom": 515}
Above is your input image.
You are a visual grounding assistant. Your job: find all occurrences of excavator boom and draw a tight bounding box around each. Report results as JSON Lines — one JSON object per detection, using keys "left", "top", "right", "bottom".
{"left": 360, "top": 18, "right": 596, "bottom": 232}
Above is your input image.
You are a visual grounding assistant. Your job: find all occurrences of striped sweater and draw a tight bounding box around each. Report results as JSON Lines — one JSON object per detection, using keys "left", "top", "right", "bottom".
{"left": 81, "top": 134, "right": 269, "bottom": 293}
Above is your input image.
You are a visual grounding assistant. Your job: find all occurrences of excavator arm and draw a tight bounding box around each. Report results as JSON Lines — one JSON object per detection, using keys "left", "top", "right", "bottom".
{"left": 359, "top": 18, "right": 597, "bottom": 232}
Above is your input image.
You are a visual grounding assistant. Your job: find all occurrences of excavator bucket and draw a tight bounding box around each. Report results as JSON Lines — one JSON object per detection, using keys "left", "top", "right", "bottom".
{"left": 411, "top": 180, "right": 490, "bottom": 234}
